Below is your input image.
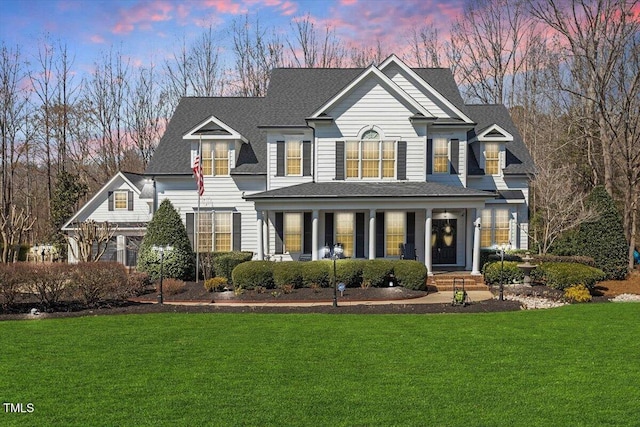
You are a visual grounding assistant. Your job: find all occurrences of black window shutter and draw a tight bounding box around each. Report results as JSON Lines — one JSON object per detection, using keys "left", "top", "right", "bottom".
{"left": 324, "top": 213, "right": 334, "bottom": 248}
{"left": 397, "top": 141, "right": 407, "bottom": 180}
{"left": 108, "top": 191, "right": 114, "bottom": 211}
{"left": 407, "top": 212, "right": 415, "bottom": 245}
{"left": 426, "top": 139, "right": 433, "bottom": 175}
{"left": 335, "top": 141, "right": 345, "bottom": 180}
{"left": 376, "top": 212, "right": 385, "bottom": 258}
{"left": 450, "top": 139, "right": 459, "bottom": 174}
{"left": 275, "top": 212, "right": 284, "bottom": 254}
{"left": 186, "top": 213, "right": 195, "bottom": 250}
{"left": 128, "top": 191, "right": 134, "bottom": 211}
{"left": 303, "top": 212, "right": 312, "bottom": 253}
{"left": 355, "top": 212, "right": 365, "bottom": 258}
{"left": 303, "top": 140, "right": 312, "bottom": 176}
{"left": 276, "top": 141, "right": 285, "bottom": 176}
{"left": 233, "top": 212, "right": 242, "bottom": 251}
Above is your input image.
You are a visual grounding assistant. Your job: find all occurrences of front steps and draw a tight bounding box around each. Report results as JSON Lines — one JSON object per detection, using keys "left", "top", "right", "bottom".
{"left": 427, "top": 272, "right": 488, "bottom": 292}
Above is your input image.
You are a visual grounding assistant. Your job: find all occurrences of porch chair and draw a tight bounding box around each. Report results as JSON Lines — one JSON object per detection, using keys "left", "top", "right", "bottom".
{"left": 400, "top": 243, "right": 417, "bottom": 260}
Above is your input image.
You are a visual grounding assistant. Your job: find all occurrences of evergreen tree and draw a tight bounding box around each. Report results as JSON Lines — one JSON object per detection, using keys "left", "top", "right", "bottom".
{"left": 137, "top": 199, "right": 195, "bottom": 281}
{"left": 50, "top": 171, "right": 88, "bottom": 259}
{"left": 577, "top": 186, "right": 628, "bottom": 280}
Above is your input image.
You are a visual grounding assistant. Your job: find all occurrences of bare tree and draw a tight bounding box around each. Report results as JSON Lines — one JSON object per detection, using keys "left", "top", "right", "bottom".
{"left": 405, "top": 24, "right": 447, "bottom": 68}
{"left": 0, "top": 43, "right": 29, "bottom": 219}
{"left": 231, "top": 15, "right": 285, "bottom": 96}
{"left": 66, "top": 220, "right": 117, "bottom": 262}
{"left": 84, "top": 48, "right": 131, "bottom": 181}
{"left": 449, "top": 0, "right": 532, "bottom": 105}
{"left": 349, "top": 40, "right": 387, "bottom": 67}
{"left": 287, "top": 14, "right": 346, "bottom": 68}
{"left": 0, "top": 204, "right": 36, "bottom": 262}
{"left": 127, "top": 65, "right": 167, "bottom": 169}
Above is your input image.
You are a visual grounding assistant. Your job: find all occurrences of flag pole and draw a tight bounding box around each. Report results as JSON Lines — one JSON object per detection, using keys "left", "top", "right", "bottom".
{"left": 195, "top": 135, "right": 202, "bottom": 283}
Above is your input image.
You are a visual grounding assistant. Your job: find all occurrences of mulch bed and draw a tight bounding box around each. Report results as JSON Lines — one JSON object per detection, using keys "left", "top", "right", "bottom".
{"left": 1, "top": 281, "right": 524, "bottom": 320}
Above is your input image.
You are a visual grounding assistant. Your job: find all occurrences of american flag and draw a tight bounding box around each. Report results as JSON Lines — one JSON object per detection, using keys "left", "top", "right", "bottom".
{"left": 193, "top": 155, "right": 204, "bottom": 196}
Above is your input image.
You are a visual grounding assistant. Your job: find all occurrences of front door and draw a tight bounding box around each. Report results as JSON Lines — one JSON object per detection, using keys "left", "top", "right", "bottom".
{"left": 432, "top": 219, "right": 456, "bottom": 265}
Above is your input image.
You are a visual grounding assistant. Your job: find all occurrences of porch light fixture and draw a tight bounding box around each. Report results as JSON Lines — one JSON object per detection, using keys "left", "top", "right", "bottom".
{"left": 495, "top": 242, "right": 511, "bottom": 301}
{"left": 323, "top": 243, "right": 344, "bottom": 308}
{"left": 152, "top": 245, "right": 174, "bottom": 304}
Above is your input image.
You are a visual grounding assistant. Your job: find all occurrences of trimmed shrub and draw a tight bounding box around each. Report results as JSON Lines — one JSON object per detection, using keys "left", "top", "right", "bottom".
{"left": 122, "top": 272, "right": 152, "bottom": 298}
{"left": 273, "top": 262, "right": 304, "bottom": 289}
{"left": 563, "top": 284, "right": 592, "bottom": 303}
{"left": 0, "top": 263, "right": 24, "bottom": 309}
{"left": 335, "top": 259, "right": 365, "bottom": 288}
{"left": 301, "top": 261, "right": 331, "bottom": 288}
{"left": 575, "top": 186, "right": 628, "bottom": 280}
{"left": 540, "top": 262, "right": 606, "bottom": 290}
{"left": 232, "top": 261, "right": 274, "bottom": 290}
{"left": 138, "top": 199, "right": 195, "bottom": 281}
{"left": 212, "top": 251, "right": 253, "bottom": 283}
{"left": 160, "top": 278, "right": 186, "bottom": 295}
{"left": 483, "top": 261, "right": 524, "bottom": 286}
{"left": 393, "top": 260, "right": 428, "bottom": 290}
{"left": 362, "top": 260, "right": 395, "bottom": 288}
{"left": 532, "top": 254, "right": 596, "bottom": 268}
{"left": 71, "top": 262, "right": 128, "bottom": 307}
{"left": 204, "top": 277, "right": 228, "bottom": 292}
{"left": 25, "top": 263, "right": 73, "bottom": 308}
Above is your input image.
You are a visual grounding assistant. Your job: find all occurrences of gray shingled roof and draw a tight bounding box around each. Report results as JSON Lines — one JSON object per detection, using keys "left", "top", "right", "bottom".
{"left": 465, "top": 104, "right": 535, "bottom": 175}
{"left": 146, "top": 97, "right": 266, "bottom": 175}
{"left": 147, "top": 67, "right": 533, "bottom": 178}
{"left": 245, "top": 181, "right": 493, "bottom": 200}
{"left": 122, "top": 172, "right": 146, "bottom": 191}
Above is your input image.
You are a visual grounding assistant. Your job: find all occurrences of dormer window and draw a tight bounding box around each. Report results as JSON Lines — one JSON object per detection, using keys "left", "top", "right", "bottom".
{"left": 433, "top": 138, "right": 449, "bottom": 174}
{"left": 202, "top": 141, "right": 229, "bottom": 176}
{"left": 286, "top": 140, "right": 302, "bottom": 176}
{"left": 484, "top": 142, "right": 500, "bottom": 175}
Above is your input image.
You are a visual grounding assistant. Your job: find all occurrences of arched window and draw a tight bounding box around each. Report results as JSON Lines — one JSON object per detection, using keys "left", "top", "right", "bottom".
{"left": 346, "top": 129, "right": 395, "bottom": 179}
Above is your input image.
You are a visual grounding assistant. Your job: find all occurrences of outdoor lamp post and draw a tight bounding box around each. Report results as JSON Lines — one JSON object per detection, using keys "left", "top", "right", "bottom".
{"left": 152, "top": 245, "right": 173, "bottom": 304}
{"left": 323, "top": 243, "right": 344, "bottom": 308}
{"left": 496, "top": 242, "right": 511, "bottom": 301}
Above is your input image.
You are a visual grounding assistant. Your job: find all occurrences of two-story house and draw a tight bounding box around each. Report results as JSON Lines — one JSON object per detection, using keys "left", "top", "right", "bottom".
{"left": 63, "top": 55, "right": 535, "bottom": 276}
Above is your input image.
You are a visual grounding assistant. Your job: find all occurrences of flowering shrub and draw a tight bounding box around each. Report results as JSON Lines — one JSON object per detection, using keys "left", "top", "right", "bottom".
{"left": 563, "top": 284, "right": 592, "bottom": 303}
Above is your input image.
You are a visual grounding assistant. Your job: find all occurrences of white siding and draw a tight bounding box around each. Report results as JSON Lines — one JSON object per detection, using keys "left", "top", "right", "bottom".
{"left": 266, "top": 130, "right": 314, "bottom": 190}
{"left": 86, "top": 179, "right": 152, "bottom": 224}
{"left": 383, "top": 63, "right": 453, "bottom": 118}
{"left": 156, "top": 175, "right": 265, "bottom": 253}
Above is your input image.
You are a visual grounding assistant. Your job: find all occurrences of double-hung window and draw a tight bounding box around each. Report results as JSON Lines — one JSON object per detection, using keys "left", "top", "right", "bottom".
{"left": 335, "top": 212, "right": 355, "bottom": 258}
{"left": 484, "top": 142, "right": 500, "bottom": 175}
{"left": 481, "top": 208, "right": 510, "bottom": 248}
{"left": 385, "top": 212, "right": 405, "bottom": 257}
{"left": 345, "top": 130, "right": 395, "bottom": 179}
{"left": 201, "top": 141, "right": 229, "bottom": 176}
{"left": 433, "top": 138, "right": 449, "bottom": 173}
{"left": 286, "top": 141, "right": 302, "bottom": 176}
{"left": 284, "top": 212, "right": 302, "bottom": 252}
{"left": 197, "top": 211, "right": 232, "bottom": 252}
{"left": 114, "top": 191, "right": 128, "bottom": 210}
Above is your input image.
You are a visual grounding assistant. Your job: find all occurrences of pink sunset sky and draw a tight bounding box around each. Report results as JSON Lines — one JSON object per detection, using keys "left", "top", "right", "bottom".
{"left": 0, "top": 0, "right": 466, "bottom": 73}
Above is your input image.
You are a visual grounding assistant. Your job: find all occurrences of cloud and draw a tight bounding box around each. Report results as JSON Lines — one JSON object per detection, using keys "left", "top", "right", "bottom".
{"left": 202, "top": 0, "right": 245, "bottom": 14}
{"left": 111, "top": 0, "right": 174, "bottom": 35}
{"left": 339, "top": 0, "right": 357, "bottom": 5}
{"left": 90, "top": 34, "right": 106, "bottom": 44}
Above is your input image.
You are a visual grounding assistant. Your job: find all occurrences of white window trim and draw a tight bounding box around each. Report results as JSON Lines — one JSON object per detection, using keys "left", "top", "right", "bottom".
{"left": 283, "top": 212, "right": 303, "bottom": 253}
{"left": 334, "top": 212, "right": 356, "bottom": 258}
{"left": 345, "top": 139, "right": 397, "bottom": 180}
{"left": 285, "top": 139, "right": 303, "bottom": 177}
{"left": 481, "top": 207, "right": 512, "bottom": 248}
{"left": 483, "top": 142, "right": 502, "bottom": 176}
{"left": 432, "top": 138, "right": 450, "bottom": 175}
{"left": 114, "top": 190, "right": 128, "bottom": 210}
{"left": 384, "top": 211, "right": 406, "bottom": 258}
{"left": 197, "top": 211, "right": 233, "bottom": 252}
{"left": 201, "top": 141, "right": 231, "bottom": 177}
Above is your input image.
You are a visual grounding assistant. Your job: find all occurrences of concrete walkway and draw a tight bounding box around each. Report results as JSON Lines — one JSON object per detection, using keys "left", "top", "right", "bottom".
{"left": 159, "top": 291, "right": 495, "bottom": 308}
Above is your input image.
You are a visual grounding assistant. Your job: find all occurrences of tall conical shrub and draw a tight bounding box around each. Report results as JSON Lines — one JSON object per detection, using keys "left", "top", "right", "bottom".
{"left": 577, "top": 186, "right": 628, "bottom": 280}
{"left": 137, "top": 199, "right": 195, "bottom": 281}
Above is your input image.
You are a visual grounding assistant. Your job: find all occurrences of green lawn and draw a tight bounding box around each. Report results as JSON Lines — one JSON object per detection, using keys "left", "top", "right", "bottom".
{"left": 1, "top": 304, "right": 639, "bottom": 426}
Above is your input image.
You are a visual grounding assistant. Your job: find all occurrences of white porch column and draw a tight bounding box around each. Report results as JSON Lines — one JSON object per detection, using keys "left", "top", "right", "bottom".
{"left": 312, "top": 210, "right": 319, "bottom": 260}
{"left": 425, "top": 208, "right": 433, "bottom": 276}
{"left": 256, "top": 210, "right": 264, "bottom": 260}
{"left": 117, "top": 235, "right": 126, "bottom": 265}
{"left": 369, "top": 209, "right": 376, "bottom": 259}
{"left": 471, "top": 214, "right": 482, "bottom": 275}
